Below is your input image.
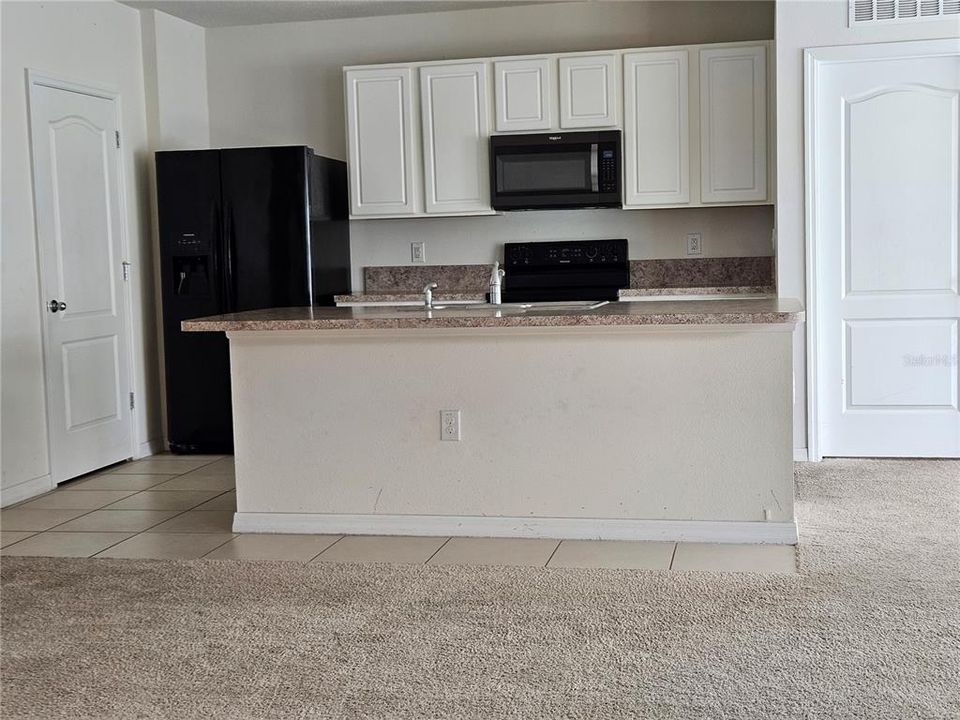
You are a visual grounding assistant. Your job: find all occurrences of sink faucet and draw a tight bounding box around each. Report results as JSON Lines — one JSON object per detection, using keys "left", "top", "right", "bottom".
{"left": 489, "top": 262, "right": 505, "bottom": 305}
{"left": 423, "top": 282, "right": 438, "bottom": 309}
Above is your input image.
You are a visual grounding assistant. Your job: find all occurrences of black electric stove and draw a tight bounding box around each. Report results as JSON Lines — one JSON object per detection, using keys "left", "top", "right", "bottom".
{"left": 501, "top": 239, "right": 629, "bottom": 302}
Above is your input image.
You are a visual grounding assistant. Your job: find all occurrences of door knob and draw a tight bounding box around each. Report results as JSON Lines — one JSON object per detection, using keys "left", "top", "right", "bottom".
{"left": 48, "top": 300, "right": 67, "bottom": 313}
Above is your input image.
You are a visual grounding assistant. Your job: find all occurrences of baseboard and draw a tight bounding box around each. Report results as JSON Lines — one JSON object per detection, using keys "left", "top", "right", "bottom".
{"left": 138, "top": 438, "right": 164, "bottom": 459}
{"left": 793, "top": 448, "right": 809, "bottom": 462}
{"left": 233, "top": 513, "right": 799, "bottom": 545}
{"left": 1, "top": 474, "right": 54, "bottom": 508}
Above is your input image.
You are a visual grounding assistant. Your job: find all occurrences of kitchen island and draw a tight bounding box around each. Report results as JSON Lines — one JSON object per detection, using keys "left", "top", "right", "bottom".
{"left": 184, "top": 299, "right": 803, "bottom": 544}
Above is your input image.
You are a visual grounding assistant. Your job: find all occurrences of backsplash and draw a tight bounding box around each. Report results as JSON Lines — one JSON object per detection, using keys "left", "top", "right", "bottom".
{"left": 629, "top": 256, "right": 773, "bottom": 289}
{"left": 363, "top": 256, "right": 774, "bottom": 293}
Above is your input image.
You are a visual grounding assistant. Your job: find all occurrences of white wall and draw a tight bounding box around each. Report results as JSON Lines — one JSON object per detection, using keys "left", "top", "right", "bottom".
{"left": 140, "top": 8, "right": 210, "bottom": 448}
{"left": 775, "top": 0, "right": 960, "bottom": 452}
{"left": 141, "top": 9, "right": 210, "bottom": 150}
{"left": 205, "top": 1, "right": 777, "bottom": 287}
{"left": 352, "top": 207, "right": 775, "bottom": 286}
{"left": 0, "top": 0, "right": 161, "bottom": 499}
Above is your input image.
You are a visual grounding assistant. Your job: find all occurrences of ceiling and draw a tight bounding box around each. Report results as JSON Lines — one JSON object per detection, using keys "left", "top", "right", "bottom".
{"left": 120, "top": 1, "right": 562, "bottom": 28}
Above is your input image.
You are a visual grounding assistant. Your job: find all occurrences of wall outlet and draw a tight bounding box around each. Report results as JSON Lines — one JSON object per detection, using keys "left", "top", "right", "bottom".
{"left": 686, "top": 232, "right": 703, "bottom": 256}
{"left": 411, "top": 241, "right": 426, "bottom": 264}
{"left": 440, "top": 410, "right": 461, "bottom": 441}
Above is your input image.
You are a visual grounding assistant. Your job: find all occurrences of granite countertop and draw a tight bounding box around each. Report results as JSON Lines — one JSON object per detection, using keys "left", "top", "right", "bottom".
{"left": 618, "top": 285, "right": 775, "bottom": 298}
{"left": 335, "top": 285, "right": 775, "bottom": 304}
{"left": 335, "top": 291, "right": 486, "bottom": 304}
{"left": 182, "top": 298, "right": 803, "bottom": 332}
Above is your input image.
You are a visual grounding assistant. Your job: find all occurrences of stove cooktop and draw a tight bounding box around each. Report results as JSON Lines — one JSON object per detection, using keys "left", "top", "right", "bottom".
{"left": 501, "top": 239, "right": 629, "bottom": 303}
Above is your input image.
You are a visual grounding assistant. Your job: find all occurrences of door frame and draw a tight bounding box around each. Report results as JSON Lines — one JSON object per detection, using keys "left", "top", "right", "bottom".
{"left": 25, "top": 69, "right": 139, "bottom": 484}
{"left": 803, "top": 38, "right": 960, "bottom": 461}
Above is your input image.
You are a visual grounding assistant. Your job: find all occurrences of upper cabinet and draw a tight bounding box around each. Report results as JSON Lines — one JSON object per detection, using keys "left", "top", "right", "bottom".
{"left": 344, "top": 41, "right": 773, "bottom": 218}
{"left": 420, "top": 62, "right": 491, "bottom": 214}
{"left": 699, "top": 45, "right": 767, "bottom": 203}
{"left": 622, "top": 50, "right": 689, "bottom": 206}
{"left": 494, "top": 58, "right": 554, "bottom": 132}
{"left": 559, "top": 54, "right": 619, "bottom": 128}
{"left": 345, "top": 67, "right": 419, "bottom": 217}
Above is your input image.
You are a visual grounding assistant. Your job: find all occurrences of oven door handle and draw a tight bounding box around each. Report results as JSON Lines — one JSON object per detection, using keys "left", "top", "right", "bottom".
{"left": 590, "top": 143, "right": 599, "bottom": 193}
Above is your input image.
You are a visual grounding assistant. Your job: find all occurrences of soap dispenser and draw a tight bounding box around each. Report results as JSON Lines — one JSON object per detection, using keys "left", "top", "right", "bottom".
{"left": 489, "top": 261, "right": 505, "bottom": 305}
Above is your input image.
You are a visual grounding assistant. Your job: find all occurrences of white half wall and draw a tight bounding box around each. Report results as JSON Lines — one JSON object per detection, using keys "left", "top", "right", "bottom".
{"left": 1, "top": 0, "right": 161, "bottom": 500}
{"left": 775, "top": 0, "right": 960, "bottom": 451}
{"left": 227, "top": 325, "right": 796, "bottom": 542}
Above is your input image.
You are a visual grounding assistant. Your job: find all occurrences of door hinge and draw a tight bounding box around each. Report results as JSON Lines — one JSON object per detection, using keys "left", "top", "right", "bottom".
{"left": 122, "top": 261, "right": 131, "bottom": 282}
{"left": 129, "top": 392, "right": 135, "bottom": 411}
{"left": 115, "top": 130, "right": 120, "bottom": 149}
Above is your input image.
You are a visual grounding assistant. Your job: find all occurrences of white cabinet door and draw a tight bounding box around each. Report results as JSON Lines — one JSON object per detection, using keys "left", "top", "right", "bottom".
{"left": 345, "top": 67, "right": 418, "bottom": 216}
{"left": 420, "top": 62, "right": 491, "bottom": 214}
{"left": 494, "top": 57, "right": 553, "bottom": 132}
{"left": 699, "top": 45, "right": 767, "bottom": 203}
{"left": 559, "top": 54, "right": 618, "bottom": 128}
{"left": 622, "top": 50, "right": 689, "bottom": 206}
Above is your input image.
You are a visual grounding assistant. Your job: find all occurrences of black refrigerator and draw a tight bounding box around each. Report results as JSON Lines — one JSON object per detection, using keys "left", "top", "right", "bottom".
{"left": 156, "top": 146, "right": 350, "bottom": 454}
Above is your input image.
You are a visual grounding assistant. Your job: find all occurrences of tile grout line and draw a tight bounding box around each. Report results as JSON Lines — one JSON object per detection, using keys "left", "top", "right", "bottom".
{"left": 543, "top": 539, "right": 563, "bottom": 568}
{"left": 423, "top": 537, "right": 453, "bottom": 565}
{"left": 196, "top": 533, "right": 241, "bottom": 560}
{"left": 304, "top": 535, "right": 348, "bottom": 563}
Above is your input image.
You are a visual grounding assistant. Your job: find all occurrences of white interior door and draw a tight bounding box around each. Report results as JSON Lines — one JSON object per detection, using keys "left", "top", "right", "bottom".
{"left": 29, "top": 79, "right": 133, "bottom": 482}
{"left": 810, "top": 41, "right": 960, "bottom": 458}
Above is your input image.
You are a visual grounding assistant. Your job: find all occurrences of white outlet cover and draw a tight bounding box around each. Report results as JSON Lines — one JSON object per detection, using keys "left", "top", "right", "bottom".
{"left": 440, "top": 409, "right": 461, "bottom": 441}
{"left": 411, "top": 241, "right": 426, "bottom": 264}
{"left": 686, "top": 233, "right": 703, "bottom": 256}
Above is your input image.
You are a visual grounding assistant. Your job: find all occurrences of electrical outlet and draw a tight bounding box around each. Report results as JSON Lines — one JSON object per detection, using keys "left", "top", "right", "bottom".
{"left": 686, "top": 232, "right": 703, "bottom": 256}
{"left": 440, "top": 410, "right": 461, "bottom": 441}
{"left": 411, "top": 241, "right": 426, "bottom": 264}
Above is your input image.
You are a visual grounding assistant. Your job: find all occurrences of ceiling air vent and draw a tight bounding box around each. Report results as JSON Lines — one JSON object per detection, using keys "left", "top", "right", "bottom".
{"left": 850, "top": 0, "right": 960, "bottom": 23}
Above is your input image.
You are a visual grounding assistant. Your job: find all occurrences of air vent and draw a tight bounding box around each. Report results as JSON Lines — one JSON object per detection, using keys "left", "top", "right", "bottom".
{"left": 850, "top": 0, "right": 960, "bottom": 23}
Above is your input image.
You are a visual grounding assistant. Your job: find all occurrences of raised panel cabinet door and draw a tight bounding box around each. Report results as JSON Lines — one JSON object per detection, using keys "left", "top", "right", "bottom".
{"left": 699, "top": 45, "right": 767, "bottom": 203}
{"left": 559, "top": 54, "right": 618, "bottom": 128}
{"left": 622, "top": 50, "right": 689, "bottom": 206}
{"left": 420, "top": 62, "right": 491, "bottom": 214}
{"left": 494, "top": 57, "right": 554, "bottom": 132}
{"left": 345, "top": 67, "right": 418, "bottom": 216}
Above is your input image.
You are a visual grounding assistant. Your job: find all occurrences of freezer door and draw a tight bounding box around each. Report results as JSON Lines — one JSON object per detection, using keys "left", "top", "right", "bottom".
{"left": 155, "top": 149, "right": 233, "bottom": 452}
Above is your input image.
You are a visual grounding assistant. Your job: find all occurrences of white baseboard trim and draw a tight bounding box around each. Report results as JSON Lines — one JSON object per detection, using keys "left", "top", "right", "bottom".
{"left": 138, "top": 438, "right": 164, "bottom": 459}
{"left": 793, "top": 448, "right": 809, "bottom": 462}
{"left": 1, "top": 474, "right": 54, "bottom": 507}
{"left": 233, "top": 513, "right": 798, "bottom": 545}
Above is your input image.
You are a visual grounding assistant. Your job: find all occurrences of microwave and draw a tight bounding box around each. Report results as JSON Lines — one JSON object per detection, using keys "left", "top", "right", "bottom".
{"left": 490, "top": 130, "right": 621, "bottom": 211}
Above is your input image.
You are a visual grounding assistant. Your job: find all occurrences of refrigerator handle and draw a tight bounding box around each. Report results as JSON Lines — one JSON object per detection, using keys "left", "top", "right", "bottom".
{"left": 223, "top": 200, "right": 236, "bottom": 313}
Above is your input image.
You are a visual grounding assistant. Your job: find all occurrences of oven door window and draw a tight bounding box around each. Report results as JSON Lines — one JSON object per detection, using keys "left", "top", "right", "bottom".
{"left": 495, "top": 149, "right": 594, "bottom": 195}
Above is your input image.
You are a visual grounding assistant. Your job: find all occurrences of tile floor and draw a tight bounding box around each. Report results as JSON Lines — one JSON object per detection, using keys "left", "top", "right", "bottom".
{"left": 0, "top": 454, "right": 797, "bottom": 574}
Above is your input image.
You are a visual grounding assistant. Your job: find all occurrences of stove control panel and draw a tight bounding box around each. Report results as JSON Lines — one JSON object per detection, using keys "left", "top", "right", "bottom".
{"left": 504, "top": 239, "right": 628, "bottom": 268}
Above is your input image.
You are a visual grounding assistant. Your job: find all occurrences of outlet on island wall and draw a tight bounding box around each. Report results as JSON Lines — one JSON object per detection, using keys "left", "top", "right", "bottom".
{"left": 347, "top": 205, "right": 774, "bottom": 289}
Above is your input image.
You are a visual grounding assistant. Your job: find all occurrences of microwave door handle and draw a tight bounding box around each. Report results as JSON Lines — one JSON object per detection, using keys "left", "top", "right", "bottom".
{"left": 590, "top": 143, "right": 599, "bottom": 193}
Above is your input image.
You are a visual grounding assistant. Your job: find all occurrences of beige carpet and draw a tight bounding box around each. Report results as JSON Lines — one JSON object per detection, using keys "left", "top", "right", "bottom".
{"left": 2, "top": 459, "right": 958, "bottom": 719}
